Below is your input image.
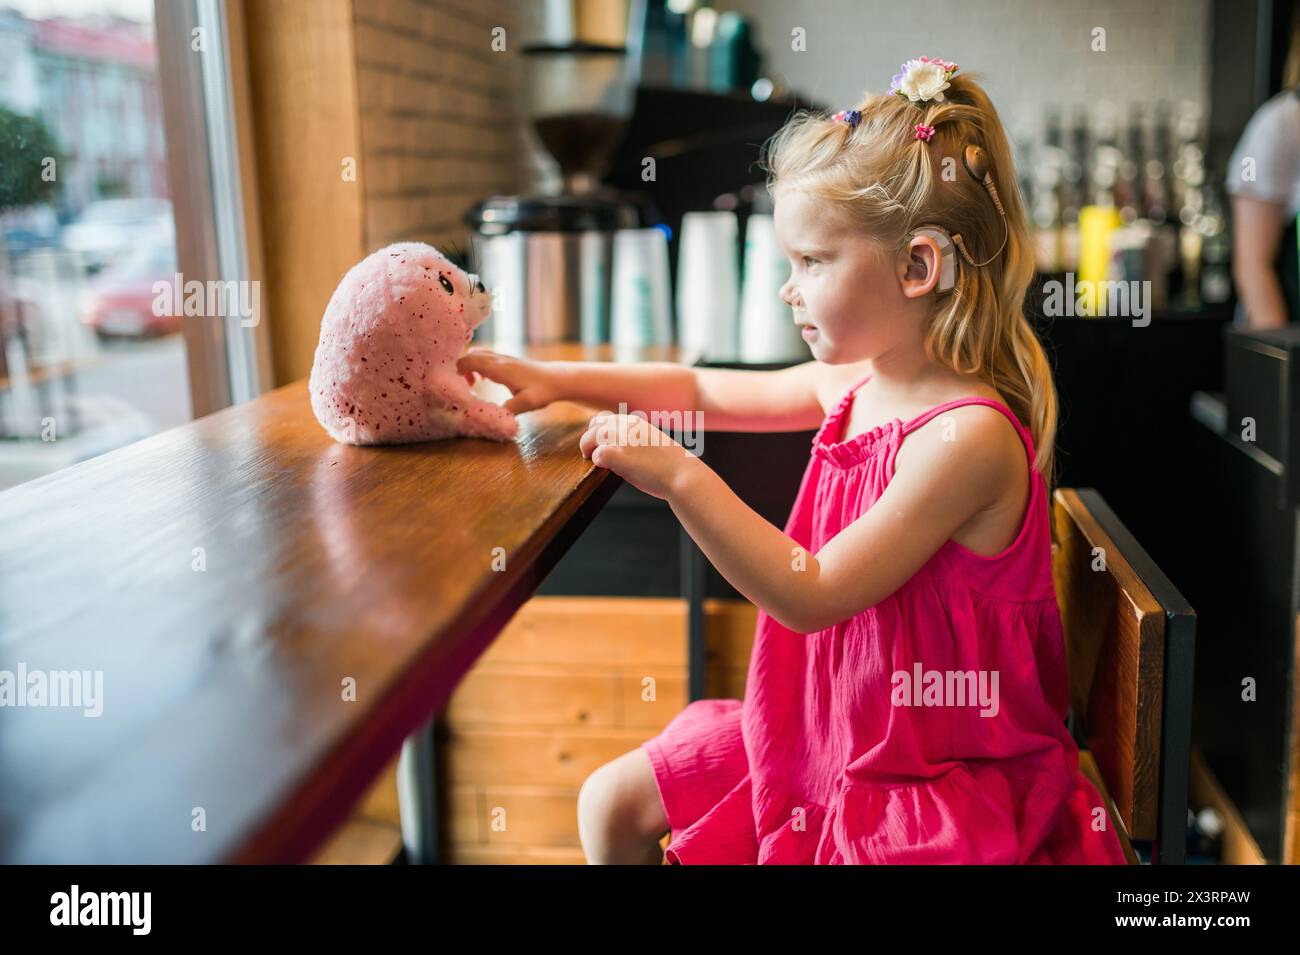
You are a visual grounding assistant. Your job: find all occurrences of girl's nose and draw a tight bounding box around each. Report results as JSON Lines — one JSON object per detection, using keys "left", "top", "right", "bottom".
{"left": 781, "top": 281, "right": 803, "bottom": 310}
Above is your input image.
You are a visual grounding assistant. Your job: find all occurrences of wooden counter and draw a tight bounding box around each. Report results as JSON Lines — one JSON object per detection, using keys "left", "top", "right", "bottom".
{"left": 0, "top": 342, "right": 689, "bottom": 863}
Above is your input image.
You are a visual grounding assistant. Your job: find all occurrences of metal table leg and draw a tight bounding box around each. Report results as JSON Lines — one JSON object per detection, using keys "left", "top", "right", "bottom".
{"left": 681, "top": 529, "right": 707, "bottom": 702}
{"left": 397, "top": 713, "right": 441, "bottom": 864}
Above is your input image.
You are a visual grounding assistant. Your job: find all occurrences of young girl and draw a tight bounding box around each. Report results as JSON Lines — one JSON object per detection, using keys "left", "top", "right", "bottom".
{"left": 457, "top": 58, "right": 1128, "bottom": 865}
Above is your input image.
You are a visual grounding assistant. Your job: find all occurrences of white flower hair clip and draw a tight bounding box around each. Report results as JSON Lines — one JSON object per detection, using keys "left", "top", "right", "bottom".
{"left": 890, "top": 56, "right": 959, "bottom": 103}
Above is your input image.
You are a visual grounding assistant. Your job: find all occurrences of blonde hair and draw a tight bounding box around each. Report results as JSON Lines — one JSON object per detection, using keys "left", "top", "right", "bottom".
{"left": 759, "top": 70, "right": 1058, "bottom": 484}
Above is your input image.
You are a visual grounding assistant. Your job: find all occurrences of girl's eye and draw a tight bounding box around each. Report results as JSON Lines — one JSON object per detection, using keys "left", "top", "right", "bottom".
{"left": 438, "top": 274, "right": 455, "bottom": 295}
{"left": 802, "top": 255, "right": 819, "bottom": 267}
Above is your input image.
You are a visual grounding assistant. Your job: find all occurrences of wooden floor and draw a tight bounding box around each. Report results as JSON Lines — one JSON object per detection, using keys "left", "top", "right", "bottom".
{"left": 310, "top": 818, "right": 403, "bottom": 865}
{"left": 1189, "top": 746, "right": 1267, "bottom": 865}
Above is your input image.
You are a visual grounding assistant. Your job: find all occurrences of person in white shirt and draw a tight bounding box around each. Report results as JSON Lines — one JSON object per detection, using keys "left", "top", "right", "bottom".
{"left": 1226, "top": 4, "right": 1300, "bottom": 328}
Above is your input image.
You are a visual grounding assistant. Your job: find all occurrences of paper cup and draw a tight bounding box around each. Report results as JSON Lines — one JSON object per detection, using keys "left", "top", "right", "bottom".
{"left": 611, "top": 228, "right": 674, "bottom": 346}
{"left": 739, "top": 213, "right": 804, "bottom": 362}
{"left": 676, "top": 211, "right": 739, "bottom": 359}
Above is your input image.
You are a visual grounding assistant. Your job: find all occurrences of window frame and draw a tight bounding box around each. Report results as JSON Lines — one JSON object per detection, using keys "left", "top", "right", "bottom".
{"left": 154, "top": 0, "right": 272, "bottom": 415}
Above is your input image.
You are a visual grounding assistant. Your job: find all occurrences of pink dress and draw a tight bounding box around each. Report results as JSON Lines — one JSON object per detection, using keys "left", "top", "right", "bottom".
{"left": 642, "top": 373, "right": 1129, "bottom": 864}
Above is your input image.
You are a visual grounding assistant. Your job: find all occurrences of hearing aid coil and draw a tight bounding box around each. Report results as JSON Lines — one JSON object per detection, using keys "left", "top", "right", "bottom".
{"left": 949, "top": 143, "right": 1009, "bottom": 268}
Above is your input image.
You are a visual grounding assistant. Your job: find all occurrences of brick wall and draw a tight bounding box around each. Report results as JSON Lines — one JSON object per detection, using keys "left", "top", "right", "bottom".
{"left": 351, "top": 0, "right": 545, "bottom": 253}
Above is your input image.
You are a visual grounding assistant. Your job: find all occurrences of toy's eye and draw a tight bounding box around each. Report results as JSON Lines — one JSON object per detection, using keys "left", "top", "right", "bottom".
{"left": 438, "top": 274, "right": 455, "bottom": 295}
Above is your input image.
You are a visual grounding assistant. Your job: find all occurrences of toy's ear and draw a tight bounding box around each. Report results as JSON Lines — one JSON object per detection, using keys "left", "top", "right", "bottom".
{"left": 440, "top": 242, "right": 470, "bottom": 273}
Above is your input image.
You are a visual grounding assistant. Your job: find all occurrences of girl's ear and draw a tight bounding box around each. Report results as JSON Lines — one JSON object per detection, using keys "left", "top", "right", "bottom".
{"left": 898, "top": 234, "right": 942, "bottom": 298}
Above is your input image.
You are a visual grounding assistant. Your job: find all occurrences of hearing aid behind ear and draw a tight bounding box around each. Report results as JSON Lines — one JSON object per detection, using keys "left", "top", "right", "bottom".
{"left": 909, "top": 225, "right": 956, "bottom": 292}
{"left": 950, "top": 143, "right": 1010, "bottom": 267}
{"left": 962, "top": 144, "right": 1006, "bottom": 215}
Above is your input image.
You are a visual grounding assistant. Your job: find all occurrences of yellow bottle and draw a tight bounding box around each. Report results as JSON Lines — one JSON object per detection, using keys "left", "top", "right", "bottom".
{"left": 1077, "top": 205, "right": 1122, "bottom": 316}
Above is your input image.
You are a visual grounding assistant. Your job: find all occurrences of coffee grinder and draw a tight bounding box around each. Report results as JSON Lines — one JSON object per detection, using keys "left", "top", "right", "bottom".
{"left": 465, "top": 41, "right": 652, "bottom": 346}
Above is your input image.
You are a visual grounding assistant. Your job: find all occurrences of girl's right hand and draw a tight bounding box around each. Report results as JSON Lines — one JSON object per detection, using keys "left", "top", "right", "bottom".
{"left": 455, "top": 347, "right": 559, "bottom": 415}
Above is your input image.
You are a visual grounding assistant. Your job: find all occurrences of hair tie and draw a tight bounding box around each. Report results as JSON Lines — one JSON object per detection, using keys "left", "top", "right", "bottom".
{"left": 830, "top": 109, "right": 861, "bottom": 129}
{"left": 914, "top": 124, "right": 935, "bottom": 142}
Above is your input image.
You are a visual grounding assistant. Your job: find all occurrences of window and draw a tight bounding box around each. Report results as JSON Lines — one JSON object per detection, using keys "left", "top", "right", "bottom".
{"left": 0, "top": 0, "right": 186, "bottom": 491}
{"left": 0, "top": 0, "right": 270, "bottom": 492}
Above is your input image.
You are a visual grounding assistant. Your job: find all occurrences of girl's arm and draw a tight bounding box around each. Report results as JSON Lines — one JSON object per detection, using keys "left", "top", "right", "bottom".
{"left": 665, "top": 405, "right": 1024, "bottom": 633}
{"left": 457, "top": 348, "right": 830, "bottom": 433}
{"left": 1231, "top": 195, "right": 1290, "bottom": 330}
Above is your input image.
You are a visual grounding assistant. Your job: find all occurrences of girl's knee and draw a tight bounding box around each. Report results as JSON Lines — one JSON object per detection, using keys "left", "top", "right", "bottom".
{"left": 578, "top": 749, "right": 666, "bottom": 840}
{"left": 576, "top": 759, "right": 629, "bottom": 830}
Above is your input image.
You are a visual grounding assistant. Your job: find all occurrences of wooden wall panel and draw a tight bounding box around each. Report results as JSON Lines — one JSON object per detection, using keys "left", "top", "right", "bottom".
{"left": 317, "top": 596, "right": 759, "bottom": 863}
{"left": 241, "top": 0, "right": 367, "bottom": 386}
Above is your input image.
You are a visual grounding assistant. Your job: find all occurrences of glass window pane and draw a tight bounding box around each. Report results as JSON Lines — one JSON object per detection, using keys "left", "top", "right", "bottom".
{"left": 0, "top": 0, "right": 190, "bottom": 491}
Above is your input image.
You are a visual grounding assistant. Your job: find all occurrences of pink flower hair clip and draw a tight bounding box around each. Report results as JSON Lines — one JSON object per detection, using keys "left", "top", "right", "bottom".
{"left": 914, "top": 124, "right": 936, "bottom": 142}
{"left": 891, "top": 56, "right": 959, "bottom": 103}
{"left": 830, "top": 108, "right": 862, "bottom": 129}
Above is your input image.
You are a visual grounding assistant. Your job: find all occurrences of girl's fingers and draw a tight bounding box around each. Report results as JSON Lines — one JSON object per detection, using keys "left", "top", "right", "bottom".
{"left": 456, "top": 349, "right": 494, "bottom": 375}
{"left": 504, "top": 391, "right": 533, "bottom": 415}
{"left": 579, "top": 419, "right": 615, "bottom": 458}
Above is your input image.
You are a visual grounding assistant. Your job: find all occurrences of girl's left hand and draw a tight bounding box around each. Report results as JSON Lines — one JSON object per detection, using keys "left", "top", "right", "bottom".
{"left": 578, "top": 411, "right": 694, "bottom": 501}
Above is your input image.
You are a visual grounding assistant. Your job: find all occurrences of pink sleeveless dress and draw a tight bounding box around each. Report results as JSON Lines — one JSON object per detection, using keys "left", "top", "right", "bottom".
{"left": 642, "top": 373, "right": 1129, "bottom": 864}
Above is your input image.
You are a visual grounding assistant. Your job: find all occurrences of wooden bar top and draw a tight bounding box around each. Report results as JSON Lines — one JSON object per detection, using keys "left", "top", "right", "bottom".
{"left": 0, "top": 342, "right": 693, "bottom": 863}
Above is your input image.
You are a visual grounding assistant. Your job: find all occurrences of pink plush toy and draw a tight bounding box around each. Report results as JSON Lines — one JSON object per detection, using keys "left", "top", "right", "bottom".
{"left": 309, "top": 242, "right": 517, "bottom": 444}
